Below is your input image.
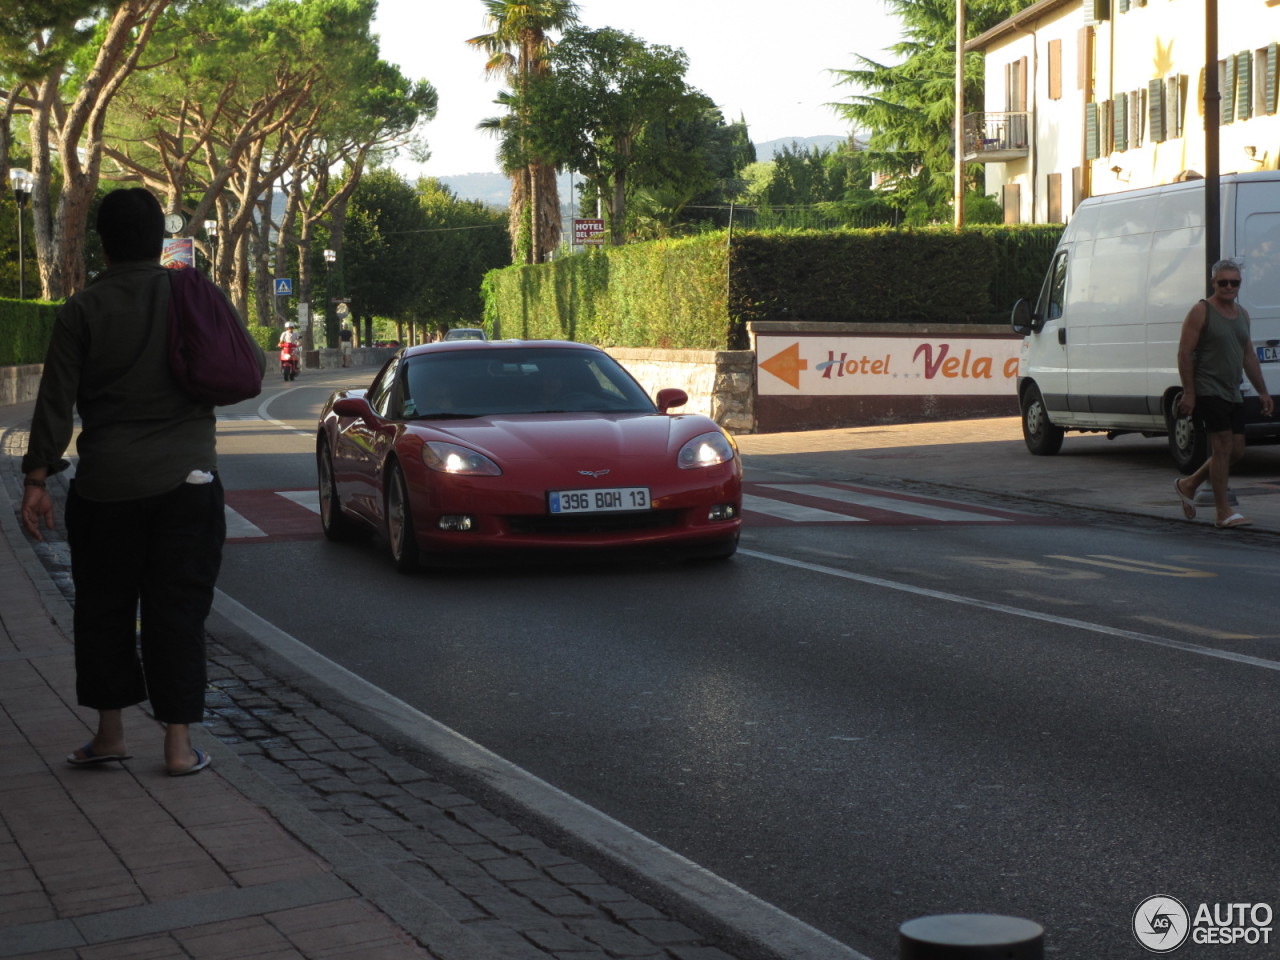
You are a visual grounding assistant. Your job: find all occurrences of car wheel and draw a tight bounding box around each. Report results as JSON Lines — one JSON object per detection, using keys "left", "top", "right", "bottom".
{"left": 1167, "top": 391, "right": 1207, "bottom": 475}
{"left": 1020, "top": 384, "right": 1064, "bottom": 456}
{"left": 317, "top": 437, "right": 361, "bottom": 541}
{"left": 386, "top": 463, "right": 421, "bottom": 573}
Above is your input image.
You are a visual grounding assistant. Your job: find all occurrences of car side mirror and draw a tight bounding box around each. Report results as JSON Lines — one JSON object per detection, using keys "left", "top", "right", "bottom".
{"left": 1011, "top": 298, "right": 1043, "bottom": 335}
{"left": 333, "top": 396, "right": 375, "bottom": 420}
{"left": 656, "top": 388, "right": 688, "bottom": 413}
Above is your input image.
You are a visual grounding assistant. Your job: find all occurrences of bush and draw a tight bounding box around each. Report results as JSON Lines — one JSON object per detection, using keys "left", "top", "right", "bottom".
{"left": 482, "top": 224, "right": 1064, "bottom": 350}
{"left": 0, "top": 298, "right": 59, "bottom": 365}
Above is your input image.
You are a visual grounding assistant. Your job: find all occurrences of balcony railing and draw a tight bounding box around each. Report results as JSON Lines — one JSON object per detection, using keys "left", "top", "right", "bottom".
{"left": 963, "top": 112, "right": 1030, "bottom": 163}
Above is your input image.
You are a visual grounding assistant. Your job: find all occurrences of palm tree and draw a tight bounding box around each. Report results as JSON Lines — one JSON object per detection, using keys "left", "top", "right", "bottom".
{"left": 468, "top": 0, "right": 579, "bottom": 263}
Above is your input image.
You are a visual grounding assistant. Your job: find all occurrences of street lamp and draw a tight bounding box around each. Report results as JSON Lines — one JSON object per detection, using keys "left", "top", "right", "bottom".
{"left": 323, "top": 249, "right": 336, "bottom": 348}
{"left": 204, "top": 219, "right": 218, "bottom": 277}
{"left": 10, "top": 168, "right": 33, "bottom": 299}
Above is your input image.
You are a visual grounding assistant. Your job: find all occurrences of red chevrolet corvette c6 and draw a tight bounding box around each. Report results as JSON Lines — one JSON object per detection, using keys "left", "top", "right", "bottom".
{"left": 315, "top": 340, "right": 743, "bottom": 571}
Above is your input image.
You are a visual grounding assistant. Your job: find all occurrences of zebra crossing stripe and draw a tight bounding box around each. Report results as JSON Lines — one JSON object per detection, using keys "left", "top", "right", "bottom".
{"left": 742, "top": 493, "right": 865, "bottom": 523}
{"left": 224, "top": 507, "right": 267, "bottom": 539}
{"left": 758, "top": 483, "right": 1012, "bottom": 523}
{"left": 278, "top": 490, "right": 320, "bottom": 514}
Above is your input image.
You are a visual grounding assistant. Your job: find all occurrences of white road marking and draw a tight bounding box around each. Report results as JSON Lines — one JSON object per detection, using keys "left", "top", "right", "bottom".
{"left": 739, "top": 548, "right": 1280, "bottom": 674}
{"left": 278, "top": 489, "right": 320, "bottom": 514}
{"left": 224, "top": 507, "right": 266, "bottom": 539}
{"left": 742, "top": 494, "right": 864, "bottom": 523}
{"left": 760, "top": 483, "right": 1011, "bottom": 523}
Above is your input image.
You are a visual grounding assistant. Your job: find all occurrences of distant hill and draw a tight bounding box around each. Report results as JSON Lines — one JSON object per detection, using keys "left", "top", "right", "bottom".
{"left": 754, "top": 135, "right": 852, "bottom": 158}
{"left": 438, "top": 135, "right": 856, "bottom": 208}
{"left": 437, "top": 172, "right": 514, "bottom": 209}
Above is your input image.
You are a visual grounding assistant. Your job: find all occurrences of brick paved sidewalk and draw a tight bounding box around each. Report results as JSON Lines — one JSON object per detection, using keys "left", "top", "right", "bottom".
{"left": 0, "top": 493, "right": 435, "bottom": 959}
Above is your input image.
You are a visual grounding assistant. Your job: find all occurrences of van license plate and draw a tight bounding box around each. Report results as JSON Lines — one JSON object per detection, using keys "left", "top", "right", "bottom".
{"left": 1258, "top": 346, "right": 1280, "bottom": 363}
{"left": 549, "top": 487, "right": 650, "bottom": 514}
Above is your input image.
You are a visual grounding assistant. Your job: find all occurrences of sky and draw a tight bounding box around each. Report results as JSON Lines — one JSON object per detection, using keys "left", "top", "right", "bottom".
{"left": 369, "top": 0, "right": 903, "bottom": 178}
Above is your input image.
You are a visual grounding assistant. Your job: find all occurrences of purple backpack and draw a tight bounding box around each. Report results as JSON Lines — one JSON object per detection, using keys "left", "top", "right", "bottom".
{"left": 167, "top": 266, "right": 264, "bottom": 406}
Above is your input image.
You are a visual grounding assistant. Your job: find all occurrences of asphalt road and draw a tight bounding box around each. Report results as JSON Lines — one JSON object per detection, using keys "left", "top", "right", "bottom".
{"left": 212, "top": 373, "right": 1280, "bottom": 960}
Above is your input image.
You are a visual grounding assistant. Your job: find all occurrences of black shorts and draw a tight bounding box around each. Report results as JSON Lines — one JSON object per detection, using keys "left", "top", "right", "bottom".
{"left": 1195, "top": 395, "right": 1245, "bottom": 434}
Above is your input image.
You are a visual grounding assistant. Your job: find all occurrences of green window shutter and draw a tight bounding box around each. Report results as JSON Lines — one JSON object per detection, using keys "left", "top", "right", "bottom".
{"left": 1092, "top": 0, "right": 1110, "bottom": 21}
{"left": 1223, "top": 58, "right": 1235, "bottom": 123}
{"left": 1237, "top": 52, "right": 1253, "bottom": 120}
{"left": 1086, "top": 102, "right": 1100, "bottom": 159}
{"left": 1113, "top": 92, "right": 1128, "bottom": 151}
{"left": 1268, "top": 43, "right": 1278, "bottom": 115}
{"left": 1149, "top": 79, "right": 1166, "bottom": 142}
{"left": 1119, "top": 0, "right": 1129, "bottom": 11}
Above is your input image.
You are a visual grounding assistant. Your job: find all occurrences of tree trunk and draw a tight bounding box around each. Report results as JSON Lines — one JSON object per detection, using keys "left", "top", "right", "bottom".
{"left": 25, "top": 0, "right": 171, "bottom": 298}
{"left": 533, "top": 161, "right": 561, "bottom": 262}
{"left": 610, "top": 167, "right": 626, "bottom": 246}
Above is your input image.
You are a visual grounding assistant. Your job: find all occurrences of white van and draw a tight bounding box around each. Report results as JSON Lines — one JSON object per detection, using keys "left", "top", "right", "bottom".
{"left": 1012, "top": 171, "right": 1280, "bottom": 471}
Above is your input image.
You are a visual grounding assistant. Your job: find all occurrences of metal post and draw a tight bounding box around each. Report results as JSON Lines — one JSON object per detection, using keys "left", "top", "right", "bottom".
{"left": 1205, "top": 0, "right": 1221, "bottom": 278}
{"left": 204, "top": 219, "right": 218, "bottom": 278}
{"left": 954, "top": 0, "right": 966, "bottom": 229}
{"left": 10, "top": 168, "right": 32, "bottom": 299}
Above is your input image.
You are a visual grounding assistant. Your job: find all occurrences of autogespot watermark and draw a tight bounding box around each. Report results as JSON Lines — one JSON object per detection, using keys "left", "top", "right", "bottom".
{"left": 1133, "top": 895, "right": 1273, "bottom": 953}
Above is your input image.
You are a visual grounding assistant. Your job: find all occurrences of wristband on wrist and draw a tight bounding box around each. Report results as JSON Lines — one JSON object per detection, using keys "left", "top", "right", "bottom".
{"left": 23, "top": 477, "right": 46, "bottom": 489}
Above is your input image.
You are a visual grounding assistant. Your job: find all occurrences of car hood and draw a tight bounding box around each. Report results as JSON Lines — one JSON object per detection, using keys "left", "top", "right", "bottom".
{"left": 422, "top": 413, "right": 708, "bottom": 465}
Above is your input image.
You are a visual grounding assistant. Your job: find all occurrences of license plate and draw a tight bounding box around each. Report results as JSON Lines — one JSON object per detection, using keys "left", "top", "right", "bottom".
{"left": 549, "top": 487, "right": 650, "bottom": 514}
{"left": 1258, "top": 346, "right": 1280, "bottom": 363}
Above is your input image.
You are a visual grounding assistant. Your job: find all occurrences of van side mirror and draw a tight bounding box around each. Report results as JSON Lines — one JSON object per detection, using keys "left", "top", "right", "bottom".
{"left": 1011, "top": 298, "right": 1042, "bottom": 335}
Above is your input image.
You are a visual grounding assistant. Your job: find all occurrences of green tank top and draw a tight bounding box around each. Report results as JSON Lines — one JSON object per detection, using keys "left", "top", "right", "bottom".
{"left": 1194, "top": 299, "right": 1251, "bottom": 403}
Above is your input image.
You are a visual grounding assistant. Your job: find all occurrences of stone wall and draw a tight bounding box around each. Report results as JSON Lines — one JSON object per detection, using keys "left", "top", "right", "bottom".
{"left": 606, "top": 347, "right": 755, "bottom": 434}
{"left": 0, "top": 365, "right": 43, "bottom": 406}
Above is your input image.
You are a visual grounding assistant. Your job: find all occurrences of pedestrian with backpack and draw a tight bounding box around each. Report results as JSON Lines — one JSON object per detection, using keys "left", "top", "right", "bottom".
{"left": 19, "top": 188, "right": 265, "bottom": 776}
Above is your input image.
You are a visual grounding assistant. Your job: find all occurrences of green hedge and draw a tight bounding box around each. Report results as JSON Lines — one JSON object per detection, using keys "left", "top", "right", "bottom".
{"left": 483, "top": 225, "right": 1064, "bottom": 350}
{"left": 0, "top": 299, "right": 279, "bottom": 367}
{"left": 0, "top": 298, "right": 59, "bottom": 365}
{"left": 484, "top": 233, "right": 731, "bottom": 350}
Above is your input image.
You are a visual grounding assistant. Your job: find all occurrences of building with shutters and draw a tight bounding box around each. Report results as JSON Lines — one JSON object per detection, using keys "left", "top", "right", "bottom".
{"left": 965, "top": 0, "right": 1280, "bottom": 223}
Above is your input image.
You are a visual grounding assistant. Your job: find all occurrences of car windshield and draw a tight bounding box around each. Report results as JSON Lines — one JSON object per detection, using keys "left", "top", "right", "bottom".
{"left": 402, "top": 348, "right": 657, "bottom": 418}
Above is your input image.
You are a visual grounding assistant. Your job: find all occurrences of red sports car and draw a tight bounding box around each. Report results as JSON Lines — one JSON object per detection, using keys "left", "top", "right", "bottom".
{"left": 315, "top": 340, "right": 742, "bottom": 571}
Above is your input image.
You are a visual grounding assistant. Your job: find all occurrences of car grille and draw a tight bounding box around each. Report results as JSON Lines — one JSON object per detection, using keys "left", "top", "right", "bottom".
{"left": 506, "top": 510, "right": 680, "bottom": 535}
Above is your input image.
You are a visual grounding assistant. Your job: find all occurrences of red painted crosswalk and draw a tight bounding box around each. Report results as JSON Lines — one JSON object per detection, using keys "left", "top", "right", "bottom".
{"left": 223, "top": 482, "right": 1061, "bottom": 545}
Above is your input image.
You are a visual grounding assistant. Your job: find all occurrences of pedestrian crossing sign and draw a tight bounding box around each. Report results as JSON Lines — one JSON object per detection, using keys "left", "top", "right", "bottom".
{"left": 274, "top": 278, "right": 293, "bottom": 296}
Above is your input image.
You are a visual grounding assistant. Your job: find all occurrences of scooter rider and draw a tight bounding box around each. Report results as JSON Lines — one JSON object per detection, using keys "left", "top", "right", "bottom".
{"left": 278, "top": 321, "right": 300, "bottom": 380}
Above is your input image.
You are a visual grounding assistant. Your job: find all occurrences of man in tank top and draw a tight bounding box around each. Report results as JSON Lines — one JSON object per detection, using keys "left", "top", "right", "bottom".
{"left": 1174, "top": 259, "right": 1274, "bottom": 528}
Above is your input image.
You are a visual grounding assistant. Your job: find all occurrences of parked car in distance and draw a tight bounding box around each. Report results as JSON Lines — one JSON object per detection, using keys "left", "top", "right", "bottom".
{"left": 373, "top": 340, "right": 400, "bottom": 348}
{"left": 315, "top": 340, "right": 742, "bottom": 571}
{"left": 442, "top": 327, "right": 487, "bottom": 341}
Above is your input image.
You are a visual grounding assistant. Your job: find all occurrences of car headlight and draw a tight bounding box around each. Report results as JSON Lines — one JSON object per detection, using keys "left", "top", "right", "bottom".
{"left": 677, "top": 431, "right": 736, "bottom": 469}
{"left": 421, "top": 441, "right": 502, "bottom": 476}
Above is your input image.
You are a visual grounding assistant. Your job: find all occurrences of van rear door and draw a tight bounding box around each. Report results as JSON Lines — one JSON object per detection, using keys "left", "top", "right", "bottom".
{"left": 1234, "top": 179, "right": 1280, "bottom": 398}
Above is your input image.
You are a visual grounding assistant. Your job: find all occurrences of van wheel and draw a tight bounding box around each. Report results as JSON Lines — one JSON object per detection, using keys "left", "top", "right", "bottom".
{"left": 1167, "top": 392, "right": 1207, "bottom": 475}
{"left": 1021, "top": 385, "right": 1064, "bottom": 455}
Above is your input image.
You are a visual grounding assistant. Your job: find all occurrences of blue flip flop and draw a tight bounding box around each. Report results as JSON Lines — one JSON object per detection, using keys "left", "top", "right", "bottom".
{"left": 67, "top": 743, "right": 132, "bottom": 766}
{"left": 167, "top": 747, "right": 212, "bottom": 777}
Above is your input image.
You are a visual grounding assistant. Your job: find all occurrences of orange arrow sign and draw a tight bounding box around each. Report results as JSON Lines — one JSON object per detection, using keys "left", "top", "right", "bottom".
{"left": 759, "top": 342, "right": 807, "bottom": 389}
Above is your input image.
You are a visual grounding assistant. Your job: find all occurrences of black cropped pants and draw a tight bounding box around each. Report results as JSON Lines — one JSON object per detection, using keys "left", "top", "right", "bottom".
{"left": 65, "top": 477, "right": 225, "bottom": 724}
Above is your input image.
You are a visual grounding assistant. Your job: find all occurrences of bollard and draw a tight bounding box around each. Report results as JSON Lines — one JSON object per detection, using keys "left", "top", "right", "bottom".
{"left": 899, "top": 913, "right": 1044, "bottom": 960}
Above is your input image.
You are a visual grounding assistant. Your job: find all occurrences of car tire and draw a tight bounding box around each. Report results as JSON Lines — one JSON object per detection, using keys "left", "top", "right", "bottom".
{"left": 317, "top": 437, "right": 362, "bottom": 541}
{"left": 1167, "top": 391, "right": 1207, "bottom": 475}
{"left": 386, "top": 462, "right": 421, "bottom": 574}
{"left": 1021, "top": 384, "right": 1064, "bottom": 456}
